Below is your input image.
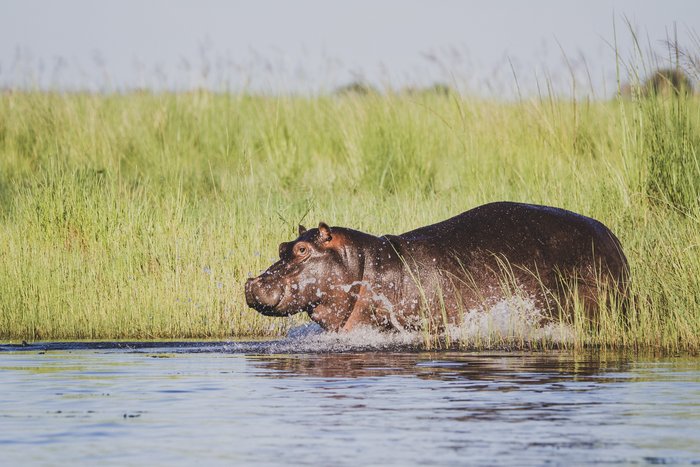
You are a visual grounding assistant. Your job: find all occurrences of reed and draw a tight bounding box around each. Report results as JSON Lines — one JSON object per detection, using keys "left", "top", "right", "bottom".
{"left": 0, "top": 89, "right": 698, "bottom": 351}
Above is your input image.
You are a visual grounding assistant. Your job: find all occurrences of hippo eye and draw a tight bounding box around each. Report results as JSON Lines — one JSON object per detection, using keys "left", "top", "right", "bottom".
{"left": 294, "top": 242, "right": 311, "bottom": 257}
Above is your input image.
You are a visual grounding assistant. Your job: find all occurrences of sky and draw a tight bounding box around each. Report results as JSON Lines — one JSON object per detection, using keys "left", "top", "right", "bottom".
{"left": 1, "top": 0, "right": 698, "bottom": 97}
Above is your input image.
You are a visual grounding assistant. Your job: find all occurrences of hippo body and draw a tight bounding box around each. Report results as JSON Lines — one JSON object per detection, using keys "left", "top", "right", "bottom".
{"left": 245, "top": 202, "right": 629, "bottom": 332}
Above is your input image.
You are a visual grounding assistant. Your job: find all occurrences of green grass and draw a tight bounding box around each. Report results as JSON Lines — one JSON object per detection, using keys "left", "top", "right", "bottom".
{"left": 0, "top": 89, "right": 698, "bottom": 351}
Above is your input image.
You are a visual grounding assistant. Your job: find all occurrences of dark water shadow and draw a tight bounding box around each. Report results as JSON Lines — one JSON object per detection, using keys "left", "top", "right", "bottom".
{"left": 0, "top": 340, "right": 283, "bottom": 353}
{"left": 244, "top": 351, "right": 634, "bottom": 384}
{"left": 0, "top": 341, "right": 240, "bottom": 352}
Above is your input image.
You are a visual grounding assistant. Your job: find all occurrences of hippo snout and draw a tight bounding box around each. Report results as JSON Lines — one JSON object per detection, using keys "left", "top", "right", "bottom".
{"left": 245, "top": 277, "right": 284, "bottom": 315}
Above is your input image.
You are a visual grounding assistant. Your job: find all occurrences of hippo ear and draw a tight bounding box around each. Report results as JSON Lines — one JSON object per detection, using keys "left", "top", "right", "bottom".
{"left": 298, "top": 224, "right": 307, "bottom": 236}
{"left": 318, "top": 222, "right": 332, "bottom": 242}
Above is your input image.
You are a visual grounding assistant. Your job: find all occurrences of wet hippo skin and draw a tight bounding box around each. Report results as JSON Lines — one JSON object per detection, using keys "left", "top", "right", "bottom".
{"left": 245, "top": 202, "right": 629, "bottom": 332}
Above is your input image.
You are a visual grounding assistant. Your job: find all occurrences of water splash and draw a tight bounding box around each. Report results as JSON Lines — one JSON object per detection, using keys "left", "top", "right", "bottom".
{"left": 274, "top": 323, "right": 421, "bottom": 352}
{"left": 256, "top": 297, "right": 575, "bottom": 353}
{"left": 447, "top": 297, "right": 575, "bottom": 347}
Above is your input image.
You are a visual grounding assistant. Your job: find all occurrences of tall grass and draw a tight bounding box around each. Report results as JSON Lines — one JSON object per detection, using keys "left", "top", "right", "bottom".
{"left": 0, "top": 89, "right": 698, "bottom": 351}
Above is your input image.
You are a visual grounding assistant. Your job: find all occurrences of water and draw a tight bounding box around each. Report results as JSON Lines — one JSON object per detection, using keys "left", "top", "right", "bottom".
{"left": 1, "top": 340, "right": 699, "bottom": 466}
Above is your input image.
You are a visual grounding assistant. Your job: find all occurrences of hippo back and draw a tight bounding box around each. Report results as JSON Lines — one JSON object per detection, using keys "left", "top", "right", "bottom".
{"left": 387, "top": 201, "right": 628, "bottom": 315}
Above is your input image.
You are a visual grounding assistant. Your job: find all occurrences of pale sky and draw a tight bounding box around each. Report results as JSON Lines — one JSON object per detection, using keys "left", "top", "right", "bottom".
{"left": 1, "top": 0, "right": 698, "bottom": 97}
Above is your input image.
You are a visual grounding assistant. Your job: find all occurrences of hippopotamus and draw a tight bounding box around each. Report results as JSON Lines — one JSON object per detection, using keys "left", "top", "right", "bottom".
{"left": 245, "top": 202, "right": 629, "bottom": 332}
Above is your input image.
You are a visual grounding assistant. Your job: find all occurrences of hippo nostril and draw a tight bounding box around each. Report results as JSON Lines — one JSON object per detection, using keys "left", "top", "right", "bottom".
{"left": 245, "top": 277, "right": 283, "bottom": 311}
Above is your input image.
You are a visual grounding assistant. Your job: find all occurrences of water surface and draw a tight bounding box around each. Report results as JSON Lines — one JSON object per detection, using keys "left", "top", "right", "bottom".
{"left": 1, "top": 341, "right": 699, "bottom": 466}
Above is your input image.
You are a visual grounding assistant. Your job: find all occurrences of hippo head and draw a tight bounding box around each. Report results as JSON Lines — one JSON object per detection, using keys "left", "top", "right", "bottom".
{"left": 245, "top": 223, "right": 359, "bottom": 323}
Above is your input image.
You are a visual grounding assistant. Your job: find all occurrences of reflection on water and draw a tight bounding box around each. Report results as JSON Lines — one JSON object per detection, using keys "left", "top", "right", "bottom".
{"left": 248, "top": 351, "right": 628, "bottom": 382}
{"left": 1, "top": 342, "right": 699, "bottom": 466}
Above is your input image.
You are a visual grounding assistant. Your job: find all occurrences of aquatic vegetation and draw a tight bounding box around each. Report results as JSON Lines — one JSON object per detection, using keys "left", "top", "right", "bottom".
{"left": 0, "top": 89, "right": 698, "bottom": 351}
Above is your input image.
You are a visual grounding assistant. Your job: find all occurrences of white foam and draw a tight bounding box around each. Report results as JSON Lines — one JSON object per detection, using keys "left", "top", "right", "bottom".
{"left": 447, "top": 297, "right": 575, "bottom": 347}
